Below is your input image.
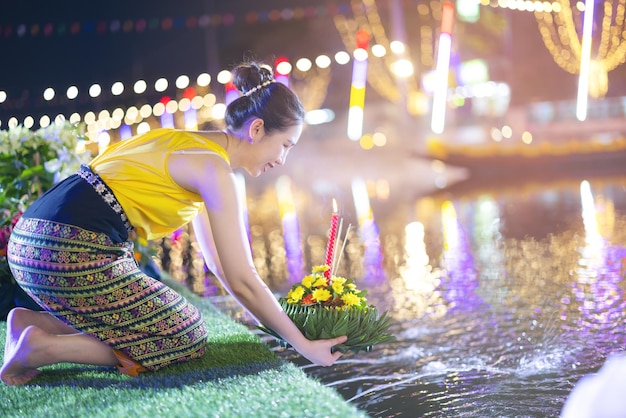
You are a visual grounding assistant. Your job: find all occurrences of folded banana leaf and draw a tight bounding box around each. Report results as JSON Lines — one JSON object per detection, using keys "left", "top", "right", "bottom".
{"left": 258, "top": 299, "right": 395, "bottom": 354}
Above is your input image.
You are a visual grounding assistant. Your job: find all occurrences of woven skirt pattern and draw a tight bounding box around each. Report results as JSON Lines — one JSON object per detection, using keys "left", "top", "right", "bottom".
{"left": 7, "top": 217, "right": 208, "bottom": 371}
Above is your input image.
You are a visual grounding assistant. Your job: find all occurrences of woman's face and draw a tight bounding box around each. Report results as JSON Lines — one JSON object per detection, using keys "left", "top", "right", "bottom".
{"left": 246, "top": 122, "right": 303, "bottom": 177}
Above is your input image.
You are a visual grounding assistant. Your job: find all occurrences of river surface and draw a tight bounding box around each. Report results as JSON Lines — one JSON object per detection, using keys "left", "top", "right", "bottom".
{"left": 198, "top": 169, "right": 626, "bottom": 417}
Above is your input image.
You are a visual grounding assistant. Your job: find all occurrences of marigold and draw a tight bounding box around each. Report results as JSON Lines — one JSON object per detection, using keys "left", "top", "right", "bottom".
{"left": 301, "top": 275, "right": 315, "bottom": 288}
{"left": 341, "top": 292, "right": 361, "bottom": 307}
{"left": 312, "top": 277, "right": 327, "bottom": 288}
{"left": 312, "top": 265, "right": 328, "bottom": 274}
{"left": 333, "top": 276, "right": 346, "bottom": 285}
{"left": 331, "top": 281, "right": 344, "bottom": 294}
{"left": 287, "top": 286, "right": 305, "bottom": 303}
{"left": 311, "top": 288, "right": 332, "bottom": 302}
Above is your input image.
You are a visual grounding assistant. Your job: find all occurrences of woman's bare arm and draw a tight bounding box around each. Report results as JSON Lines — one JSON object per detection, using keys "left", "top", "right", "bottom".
{"left": 171, "top": 153, "right": 346, "bottom": 366}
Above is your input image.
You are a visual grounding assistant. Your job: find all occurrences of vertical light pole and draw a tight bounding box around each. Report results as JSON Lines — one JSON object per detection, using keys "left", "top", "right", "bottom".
{"left": 431, "top": 1, "right": 455, "bottom": 134}
{"left": 576, "top": 0, "right": 596, "bottom": 122}
{"left": 347, "top": 29, "right": 370, "bottom": 141}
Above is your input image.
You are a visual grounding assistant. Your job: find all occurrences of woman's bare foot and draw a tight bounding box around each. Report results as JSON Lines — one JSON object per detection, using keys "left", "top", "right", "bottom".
{"left": 3, "top": 308, "right": 30, "bottom": 363}
{"left": 0, "top": 326, "right": 47, "bottom": 385}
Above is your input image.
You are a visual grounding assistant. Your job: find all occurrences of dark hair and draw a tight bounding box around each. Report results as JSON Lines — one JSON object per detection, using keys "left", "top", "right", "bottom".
{"left": 225, "top": 61, "right": 305, "bottom": 134}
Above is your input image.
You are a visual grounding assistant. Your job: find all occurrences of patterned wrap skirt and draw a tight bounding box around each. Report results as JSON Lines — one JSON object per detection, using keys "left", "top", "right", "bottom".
{"left": 7, "top": 217, "right": 209, "bottom": 371}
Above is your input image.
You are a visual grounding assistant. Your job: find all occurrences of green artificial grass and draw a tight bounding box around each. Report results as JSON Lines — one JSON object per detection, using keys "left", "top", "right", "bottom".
{"left": 0, "top": 277, "right": 368, "bottom": 418}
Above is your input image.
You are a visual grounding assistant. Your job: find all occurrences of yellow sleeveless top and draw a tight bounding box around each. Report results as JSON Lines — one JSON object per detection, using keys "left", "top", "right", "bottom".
{"left": 89, "top": 128, "right": 230, "bottom": 240}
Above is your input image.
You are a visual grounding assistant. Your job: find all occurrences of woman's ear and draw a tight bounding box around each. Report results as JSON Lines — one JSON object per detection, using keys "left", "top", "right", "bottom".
{"left": 248, "top": 118, "right": 265, "bottom": 143}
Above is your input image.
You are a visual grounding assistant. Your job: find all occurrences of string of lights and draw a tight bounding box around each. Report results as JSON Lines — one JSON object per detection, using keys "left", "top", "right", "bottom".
{"left": 534, "top": 0, "right": 626, "bottom": 98}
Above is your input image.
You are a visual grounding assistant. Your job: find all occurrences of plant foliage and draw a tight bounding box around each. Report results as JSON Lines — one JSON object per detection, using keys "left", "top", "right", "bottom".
{"left": 259, "top": 265, "right": 395, "bottom": 353}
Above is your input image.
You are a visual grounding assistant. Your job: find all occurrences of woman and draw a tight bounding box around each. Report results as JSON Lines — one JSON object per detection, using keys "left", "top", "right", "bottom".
{"left": 1, "top": 61, "right": 347, "bottom": 385}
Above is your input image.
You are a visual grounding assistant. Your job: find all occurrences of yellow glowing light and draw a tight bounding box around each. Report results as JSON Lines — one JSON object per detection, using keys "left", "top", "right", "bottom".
{"left": 153, "top": 102, "right": 165, "bottom": 117}
{"left": 65, "top": 86, "right": 78, "bottom": 100}
{"left": 535, "top": 0, "right": 626, "bottom": 99}
{"left": 23, "top": 116, "right": 34, "bottom": 129}
{"left": 84, "top": 111, "right": 96, "bottom": 124}
{"left": 133, "top": 80, "right": 147, "bottom": 94}
{"left": 441, "top": 200, "right": 459, "bottom": 246}
{"left": 111, "top": 108, "right": 124, "bottom": 121}
{"left": 178, "top": 98, "right": 191, "bottom": 112}
{"left": 522, "top": 131, "right": 533, "bottom": 144}
{"left": 359, "top": 134, "right": 374, "bottom": 149}
{"left": 211, "top": 103, "right": 226, "bottom": 119}
{"left": 296, "top": 58, "right": 312, "bottom": 72}
{"left": 276, "top": 175, "right": 296, "bottom": 217}
{"left": 353, "top": 48, "right": 369, "bottom": 61}
{"left": 315, "top": 55, "right": 332, "bottom": 68}
{"left": 203, "top": 93, "right": 216, "bottom": 107}
{"left": 216, "top": 70, "right": 232, "bottom": 84}
{"left": 164, "top": 100, "right": 178, "bottom": 115}
{"left": 276, "top": 61, "right": 292, "bottom": 75}
{"left": 491, "top": 127, "right": 503, "bottom": 142}
{"left": 334, "top": 51, "right": 351, "bottom": 64}
{"left": 89, "top": 84, "right": 102, "bottom": 98}
{"left": 175, "top": 75, "right": 190, "bottom": 89}
{"left": 111, "top": 82, "right": 124, "bottom": 96}
{"left": 43, "top": 87, "right": 55, "bottom": 101}
{"left": 372, "top": 132, "right": 387, "bottom": 147}
{"left": 155, "top": 78, "right": 168, "bottom": 92}
{"left": 390, "top": 59, "right": 415, "bottom": 77}
{"left": 371, "top": 44, "right": 387, "bottom": 57}
{"left": 390, "top": 40, "right": 406, "bottom": 54}
{"left": 191, "top": 96, "right": 204, "bottom": 109}
{"left": 98, "top": 109, "right": 110, "bottom": 121}
{"left": 98, "top": 132, "right": 111, "bottom": 154}
{"left": 136, "top": 122, "right": 151, "bottom": 135}
{"left": 197, "top": 73, "right": 211, "bottom": 87}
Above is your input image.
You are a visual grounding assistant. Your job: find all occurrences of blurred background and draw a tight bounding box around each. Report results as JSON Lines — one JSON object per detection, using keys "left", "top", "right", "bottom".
{"left": 3, "top": 2, "right": 626, "bottom": 416}
{"left": 2, "top": 0, "right": 625, "bottom": 174}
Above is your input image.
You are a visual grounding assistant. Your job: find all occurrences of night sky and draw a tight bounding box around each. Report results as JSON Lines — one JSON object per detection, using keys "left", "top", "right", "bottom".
{"left": 1, "top": 0, "right": 624, "bottom": 122}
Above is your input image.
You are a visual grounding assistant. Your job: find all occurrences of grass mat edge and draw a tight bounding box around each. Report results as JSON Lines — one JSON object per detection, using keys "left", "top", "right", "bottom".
{"left": 0, "top": 276, "right": 367, "bottom": 418}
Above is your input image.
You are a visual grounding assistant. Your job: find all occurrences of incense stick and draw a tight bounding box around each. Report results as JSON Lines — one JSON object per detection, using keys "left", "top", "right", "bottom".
{"left": 333, "top": 223, "right": 351, "bottom": 277}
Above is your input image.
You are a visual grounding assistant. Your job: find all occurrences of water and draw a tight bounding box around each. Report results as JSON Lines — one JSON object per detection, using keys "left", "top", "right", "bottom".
{"left": 200, "top": 171, "right": 626, "bottom": 417}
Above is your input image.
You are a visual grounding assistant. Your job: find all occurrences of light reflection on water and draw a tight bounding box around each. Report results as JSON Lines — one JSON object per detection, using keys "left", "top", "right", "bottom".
{"left": 202, "top": 173, "right": 626, "bottom": 417}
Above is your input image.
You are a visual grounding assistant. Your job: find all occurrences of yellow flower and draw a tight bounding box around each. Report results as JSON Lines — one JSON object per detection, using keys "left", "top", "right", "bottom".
{"left": 313, "top": 277, "right": 327, "bottom": 288}
{"left": 312, "top": 288, "right": 332, "bottom": 302}
{"left": 333, "top": 276, "right": 346, "bottom": 285}
{"left": 312, "top": 265, "right": 329, "bottom": 273}
{"left": 301, "top": 275, "right": 315, "bottom": 288}
{"left": 331, "top": 281, "right": 344, "bottom": 294}
{"left": 287, "top": 286, "right": 305, "bottom": 303}
{"left": 341, "top": 292, "right": 361, "bottom": 307}
{"left": 347, "top": 283, "right": 357, "bottom": 290}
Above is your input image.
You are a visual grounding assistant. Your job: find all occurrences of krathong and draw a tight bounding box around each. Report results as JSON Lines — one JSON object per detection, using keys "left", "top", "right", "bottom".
{"left": 259, "top": 201, "right": 394, "bottom": 354}
{"left": 258, "top": 265, "right": 395, "bottom": 353}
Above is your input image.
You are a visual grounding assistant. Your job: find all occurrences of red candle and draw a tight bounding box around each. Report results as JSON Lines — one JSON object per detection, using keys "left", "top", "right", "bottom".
{"left": 324, "top": 199, "right": 339, "bottom": 279}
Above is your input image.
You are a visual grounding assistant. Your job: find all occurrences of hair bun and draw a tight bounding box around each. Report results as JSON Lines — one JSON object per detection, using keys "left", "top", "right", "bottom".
{"left": 231, "top": 62, "right": 274, "bottom": 95}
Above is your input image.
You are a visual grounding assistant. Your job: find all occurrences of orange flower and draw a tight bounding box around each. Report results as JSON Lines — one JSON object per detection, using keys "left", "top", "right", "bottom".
{"left": 301, "top": 294, "right": 315, "bottom": 305}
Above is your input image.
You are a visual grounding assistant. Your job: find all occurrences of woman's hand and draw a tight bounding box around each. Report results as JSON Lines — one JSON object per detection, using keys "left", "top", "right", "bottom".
{"left": 294, "top": 335, "right": 348, "bottom": 366}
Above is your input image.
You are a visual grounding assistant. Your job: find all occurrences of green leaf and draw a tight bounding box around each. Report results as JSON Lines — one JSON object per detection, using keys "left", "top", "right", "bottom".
{"left": 258, "top": 299, "right": 395, "bottom": 354}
